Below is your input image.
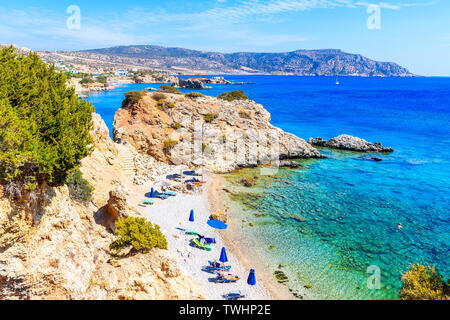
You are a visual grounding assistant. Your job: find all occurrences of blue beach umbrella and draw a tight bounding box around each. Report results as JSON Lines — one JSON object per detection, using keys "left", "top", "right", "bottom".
{"left": 219, "top": 247, "right": 228, "bottom": 263}
{"left": 247, "top": 269, "right": 256, "bottom": 286}
{"left": 189, "top": 209, "right": 195, "bottom": 222}
{"left": 207, "top": 219, "right": 228, "bottom": 230}
{"left": 150, "top": 187, "right": 154, "bottom": 198}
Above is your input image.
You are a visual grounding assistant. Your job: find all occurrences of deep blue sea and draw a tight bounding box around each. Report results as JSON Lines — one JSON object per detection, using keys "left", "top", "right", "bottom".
{"left": 88, "top": 76, "right": 450, "bottom": 299}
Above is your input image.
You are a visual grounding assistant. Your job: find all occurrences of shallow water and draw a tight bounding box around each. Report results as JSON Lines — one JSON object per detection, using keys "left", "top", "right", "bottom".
{"left": 89, "top": 76, "right": 450, "bottom": 300}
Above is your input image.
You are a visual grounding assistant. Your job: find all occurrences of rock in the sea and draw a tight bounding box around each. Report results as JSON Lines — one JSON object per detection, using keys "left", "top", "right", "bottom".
{"left": 113, "top": 92, "right": 324, "bottom": 172}
{"left": 279, "top": 160, "right": 303, "bottom": 168}
{"left": 308, "top": 135, "right": 393, "bottom": 152}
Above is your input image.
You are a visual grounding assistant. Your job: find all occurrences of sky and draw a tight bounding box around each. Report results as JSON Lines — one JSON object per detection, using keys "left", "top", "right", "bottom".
{"left": 0, "top": 0, "right": 449, "bottom": 76}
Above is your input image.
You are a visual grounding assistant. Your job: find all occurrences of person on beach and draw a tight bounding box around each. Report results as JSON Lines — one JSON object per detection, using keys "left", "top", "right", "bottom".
{"left": 212, "top": 260, "right": 226, "bottom": 268}
{"left": 198, "top": 234, "right": 206, "bottom": 245}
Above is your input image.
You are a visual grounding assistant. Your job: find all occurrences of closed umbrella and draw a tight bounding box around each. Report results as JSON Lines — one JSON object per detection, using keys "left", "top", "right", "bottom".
{"left": 189, "top": 209, "right": 194, "bottom": 222}
{"left": 219, "top": 247, "right": 228, "bottom": 263}
{"left": 247, "top": 269, "right": 256, "bottom": 286}
{"left": 150, "top": 187, "right": 155, "bottom": 198}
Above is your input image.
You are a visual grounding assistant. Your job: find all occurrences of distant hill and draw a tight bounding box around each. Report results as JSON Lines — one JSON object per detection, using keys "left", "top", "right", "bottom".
{"left": 44, "top": 45, "right": 414, "bottom": 76}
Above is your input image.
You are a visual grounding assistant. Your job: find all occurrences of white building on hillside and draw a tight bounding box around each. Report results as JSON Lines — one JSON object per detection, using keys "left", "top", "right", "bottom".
{"left": 115, "top": 69, "right": 128, "bottom": 77}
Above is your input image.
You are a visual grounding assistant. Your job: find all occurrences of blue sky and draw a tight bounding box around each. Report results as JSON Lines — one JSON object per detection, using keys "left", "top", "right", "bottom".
{"left": 1, "top": 0, "right": 449, "bottom": 76}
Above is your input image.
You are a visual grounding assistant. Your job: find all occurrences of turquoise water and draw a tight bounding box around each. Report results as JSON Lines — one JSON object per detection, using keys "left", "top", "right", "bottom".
{"left": 88, "top": 76, "right": 450, "bottom": 299}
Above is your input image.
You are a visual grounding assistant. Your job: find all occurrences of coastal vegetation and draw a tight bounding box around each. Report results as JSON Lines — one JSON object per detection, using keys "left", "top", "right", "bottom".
{"left": 238, "top": 110, "right": 251, "bottom": 119}
{"left": 110, "top": 217, "right": 168, "bottom": 254}
{"left": 80, "top": 77, "right": 95, "bottom": 84}
{"left": 152, "top": 92, "right": 166, "bottom": 101}
{"left": 163, "top": 139, "right": 178, "bottom": 153}
{"left": 0, "top": 46, "right": 94, "bottom": 191}
{"left": 204, "top": 112, "right": 218, "bottom": 123}
{"left": 185, "top": 92, "right": 205, "bottom": 99}
{"left": 123, "top": 90, "right": 145, "bottom": 106}
{"left": 65, "top": 169, "right": 93, "bottom": 203}
{"left": 217, "top": 90, "right": 249, "bottom": 102}
{"left": 400, "top": 263, "right": 449, "bottom": 300}
{"left": 159, "top": 85, "right": 181, "bottom": 94}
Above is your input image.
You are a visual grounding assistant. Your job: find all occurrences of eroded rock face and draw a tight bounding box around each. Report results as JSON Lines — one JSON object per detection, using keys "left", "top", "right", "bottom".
{"left": 0, "top": 113, "right": 205, "bottom": 300}
{"left": 113, "top": 93, "right": 323, "bottom": 172}
{"left": 308, "top": 135, "right": 394, "bottom": 153}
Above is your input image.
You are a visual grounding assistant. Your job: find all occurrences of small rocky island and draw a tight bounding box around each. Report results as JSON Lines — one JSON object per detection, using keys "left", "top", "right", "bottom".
{"left": 173, "top": 77, "right": 252, "bottom": 90}
{"left": 308, "top": 135, "right": 394, "bottom": 152}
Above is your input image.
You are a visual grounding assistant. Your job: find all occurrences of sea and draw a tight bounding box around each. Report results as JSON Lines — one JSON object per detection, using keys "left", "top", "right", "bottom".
{"left": 87, "top": 75, "right": 450, "bottom": 300}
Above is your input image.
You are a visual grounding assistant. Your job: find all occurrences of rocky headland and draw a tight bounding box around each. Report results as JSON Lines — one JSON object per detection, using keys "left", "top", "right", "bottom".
{"left": 308, "top": 135, "right": 394, "bottom": 152}
{"left": 113, "top": 91, "right": 323, "bottom": 172}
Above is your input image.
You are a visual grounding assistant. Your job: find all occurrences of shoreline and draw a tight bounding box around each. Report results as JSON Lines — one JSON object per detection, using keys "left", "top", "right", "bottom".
{"left": 206, "top": 174, "right": 296, "bottom": 300}
{"left": 138, "top": 178, "right": 273, "bottom": 300}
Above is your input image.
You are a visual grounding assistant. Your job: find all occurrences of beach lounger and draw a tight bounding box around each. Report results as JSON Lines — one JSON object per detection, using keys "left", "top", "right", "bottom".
{"left": 192, "top": 238, "right": 213, "bottom": 251}
{"left": 223, "top": 290, "right": 246, "bottom": 300}
{"left": 153, "top": 193, "right": 169, "bottom": 199}
{"left": 155, "top": 191, "right": 175, "bottom": 197}
{"left": 142, "top": 200, "right": 154, "bottom": 205}
{"left": 215, "top": 272, "right": 240, "bottom": 283}
{"left": 185, "top": 229, "right": 199, "bottom": 235}
{"left": 208, "top": 260, "right": 231, "bottom": 271}
{"left": 205, "top": 237, "right": 216, "bottom": 244}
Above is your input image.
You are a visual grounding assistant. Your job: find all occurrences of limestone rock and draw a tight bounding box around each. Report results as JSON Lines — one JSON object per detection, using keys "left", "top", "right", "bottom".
{"left": 113, "top": 92, "right": 323, "bottom": 172}
{"left": 308, "top": 135, "right": 393, "bottom": 152}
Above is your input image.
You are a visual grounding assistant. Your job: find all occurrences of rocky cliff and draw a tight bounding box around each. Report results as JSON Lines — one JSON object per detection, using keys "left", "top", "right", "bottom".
{"left": 0, "top": 113, "right": 204, "bottom": 300}
{"left": 113, "top": 92, "right": 323, "bottom": 172}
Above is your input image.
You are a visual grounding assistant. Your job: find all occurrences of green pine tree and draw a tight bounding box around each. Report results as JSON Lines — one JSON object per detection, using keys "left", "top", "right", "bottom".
{"left": 0, "top": 46, "right": 94, "bottom": 191}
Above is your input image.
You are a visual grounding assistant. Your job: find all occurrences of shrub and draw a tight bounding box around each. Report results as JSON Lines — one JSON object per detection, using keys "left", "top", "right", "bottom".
{"left": 96, "top": 76, "right": 107, "bottom": 84}
{"left": 204, "top": 113, "right": 217, "bottom": 123}
{"left": 166, "top": 102, "right": 176, "bottom": 109}
{"left": 159, "top": 85, "right": 181, "bottom": 94}
{"left": 123, "top": 90, "right": 145, "bottom": 107}
{"left": 400, "top": 263, "right": 449, "bottom": 300}
{"left": 110, "top": 217, "right": 168, "bottom": 254}
{"left": 217, "top": 90, "right": 249, "bottom": 102}
{"left": 80, "top": 77, "right": 94, "bottom": 84}
{"left": 0, "top": 47, "right": 94, "bottom": 190}
{"left": 238, "top": 110, "right": 251, "bottom": 119}
{"left": 163, "top": 139, "right": 178, "bottom": 153}
{"left": 172, "top": 122, "right": 182, "bottom": 130}
{"left": 185, "top": 92, "right": 205, "bottom": 99}
{"left": 156, "top": 99, "right": 165, "bottom": 110}
{"left": 152, "top": 92, "right": 166, "bottom": 101}
{"left": 202, "top": 143, "right": 214, "bottom": 154}
{"left": 65, "top": 168, "right": 93, "bottom": 203}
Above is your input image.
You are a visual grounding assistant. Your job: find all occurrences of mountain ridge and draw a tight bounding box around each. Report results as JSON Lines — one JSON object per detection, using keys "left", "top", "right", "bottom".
{"left": 73, "top": 45, "right": 414, "bottom": 76}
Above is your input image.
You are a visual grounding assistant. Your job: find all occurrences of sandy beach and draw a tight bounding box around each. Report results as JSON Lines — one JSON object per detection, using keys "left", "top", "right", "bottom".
{"left": 141, "top": 182, "right": 273, "bottom": 300}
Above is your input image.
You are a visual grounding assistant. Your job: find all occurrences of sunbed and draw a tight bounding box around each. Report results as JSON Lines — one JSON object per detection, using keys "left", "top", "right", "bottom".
{"left": 208, "top": 260, "right": 231, "bottom": 271}
{"left": 192, "top": 238, "right": 213, "bottom": 251}
{"left": 215, "top": 272, "right": 240, "bottom": 283}
{"left": 223, "top": 291, "right": 246, "bottom": 300}
{"left": 185, "top": 229, "right": 199, "bottom": 235}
